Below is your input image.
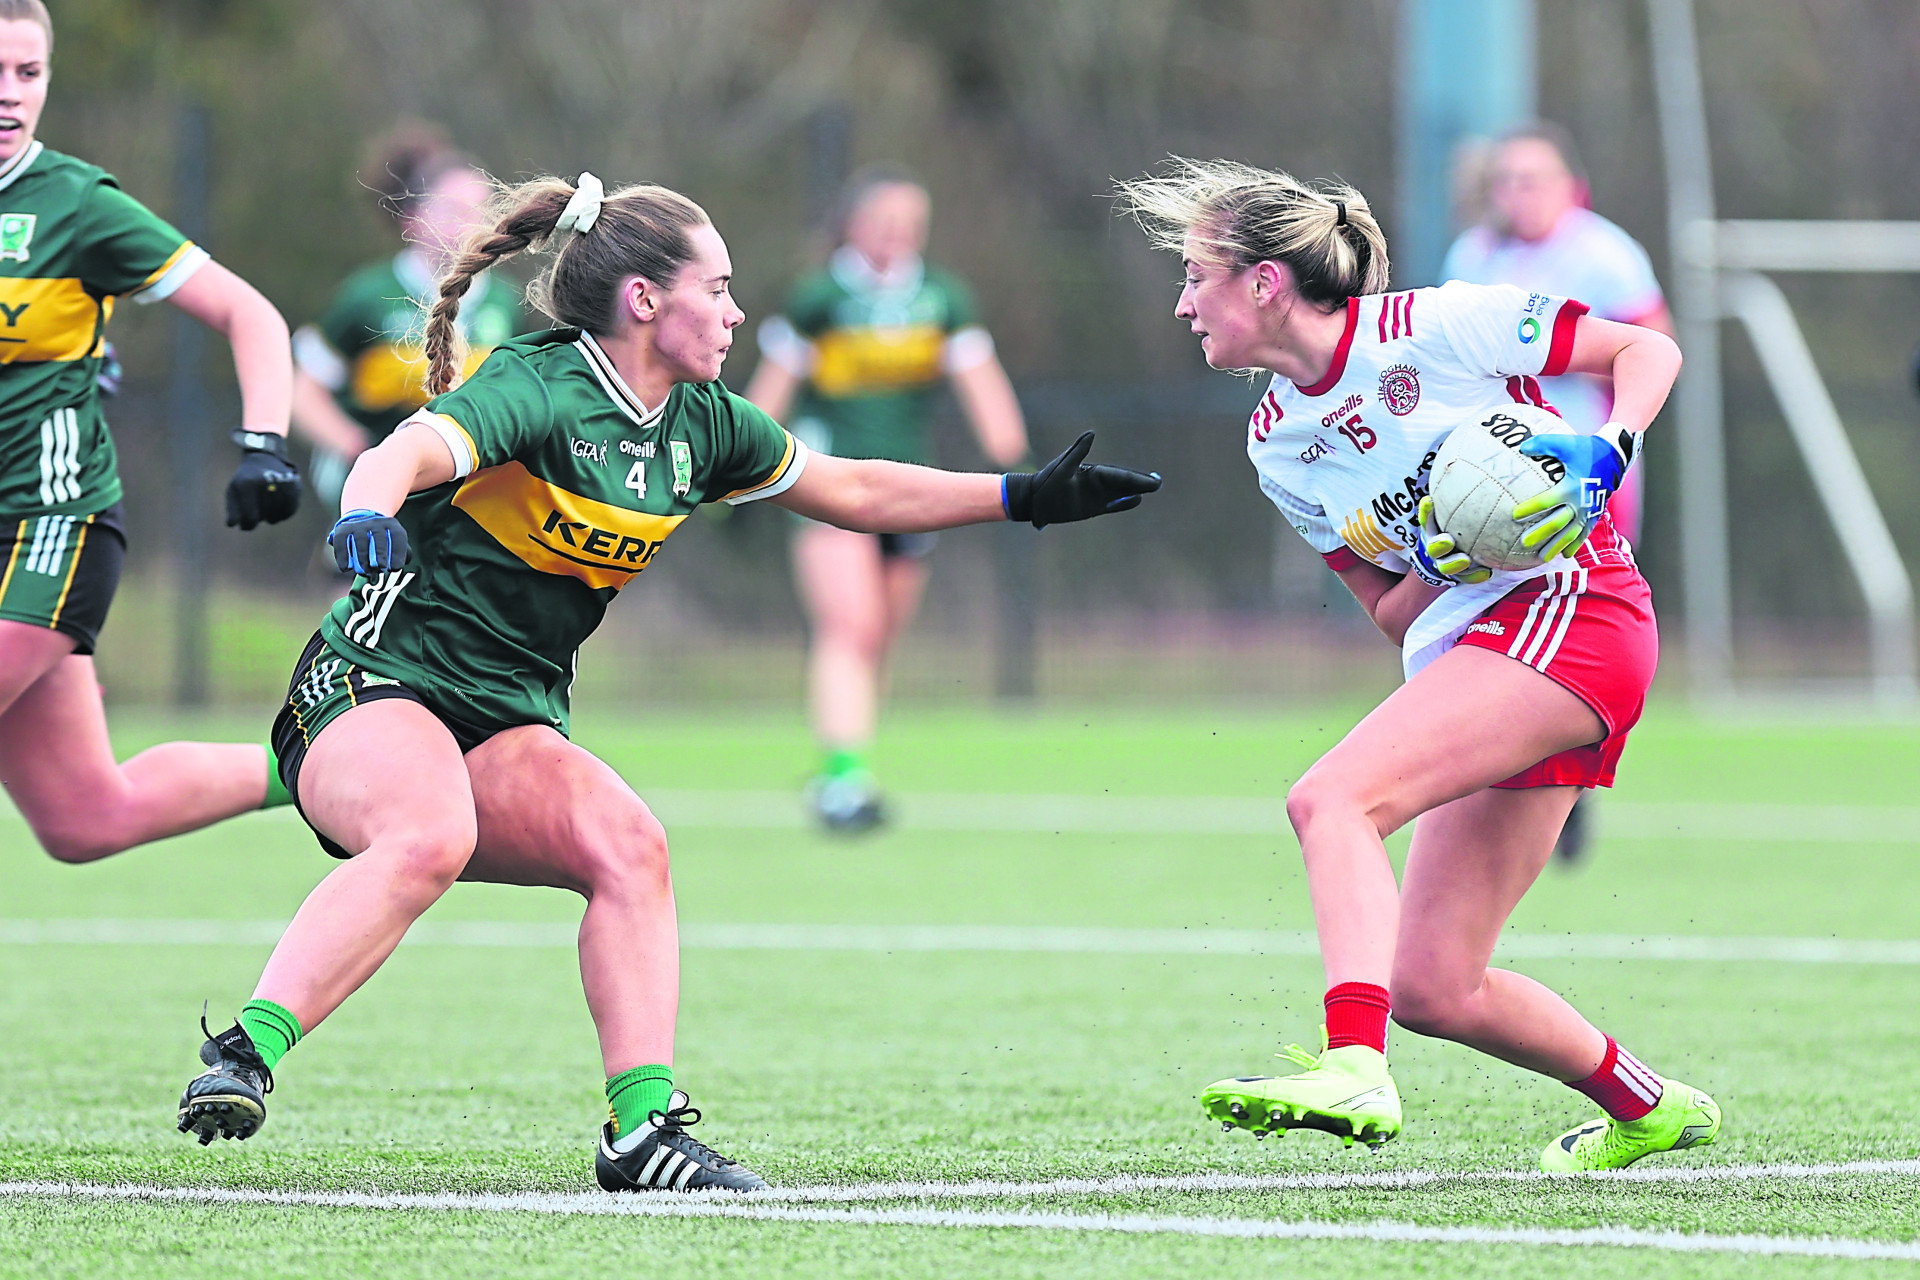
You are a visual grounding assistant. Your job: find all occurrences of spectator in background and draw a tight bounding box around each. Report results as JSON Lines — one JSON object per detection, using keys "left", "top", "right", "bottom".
{"left": 1442, "top": 121, "right": 1674, "bottom": 864}
{"left": 747, "top": 167, "right": 1028, "bottom": 832}
{"left": 290, "top": 123, "right": 526, "bottom": 512}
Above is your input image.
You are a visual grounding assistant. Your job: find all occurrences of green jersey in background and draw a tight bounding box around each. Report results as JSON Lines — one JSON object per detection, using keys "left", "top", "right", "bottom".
{"left": 293, "top": 250, "right": 526, "bottom": 442}
{"left": 0, "top": 141, "right": 207, "bottom": 518}
{"left": 320, "top": 329, "right": 805, "bottom": 734}
{"left": 756, "top": 247, "right": 992, "bottom": 466}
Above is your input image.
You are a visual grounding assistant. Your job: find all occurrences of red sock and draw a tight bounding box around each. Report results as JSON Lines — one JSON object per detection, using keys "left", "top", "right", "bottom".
{"left": 1324, "top": 982, "right": 1391, "bottom": 1053}
{"left": 1570, "top": 1037, "right": 1663, "bottom": 1121}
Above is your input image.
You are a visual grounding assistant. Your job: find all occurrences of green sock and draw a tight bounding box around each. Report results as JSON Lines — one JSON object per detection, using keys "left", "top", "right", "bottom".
{"left": 261, "top": 744, "right": 292, "bottom": 810}
{"left": 238, "top": 999, "right": 302, "bottom": 1071}
{"left": 823, "top": 748, "right": 866, "bottom": 780}
{"left": 605, "top": 1064, "right": 674, "bottom": 1138}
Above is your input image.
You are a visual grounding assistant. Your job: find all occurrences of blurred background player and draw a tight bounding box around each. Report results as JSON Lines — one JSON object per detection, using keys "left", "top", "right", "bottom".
{"left": 175, "top": 172, "right": 1157, "bottom": 1188}
{"left": 0, "top": 0, "right": 301, "bottom": 864}
{"left": 289, "top": 123, "right": 525, "bottom": 513}
{"left": 1441, "top": 122, "right": 1673, "bottom": 864}
{"left": 746, "top": 166, "right": 1028, "bottom": 831}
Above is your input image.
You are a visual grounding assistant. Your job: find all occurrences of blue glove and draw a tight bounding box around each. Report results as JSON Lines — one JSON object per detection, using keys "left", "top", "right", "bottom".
{"left": 95, "top": 342, "right": 123, "bottom": 398}
{"left": 329, "top": 509, "right": 410, "bottom": 575}
{"left": 1513, "top": 426, "right": 1639, "bottom": 562}
{"left": 1411, "top": 495, "right": 1491, "bottom": 586}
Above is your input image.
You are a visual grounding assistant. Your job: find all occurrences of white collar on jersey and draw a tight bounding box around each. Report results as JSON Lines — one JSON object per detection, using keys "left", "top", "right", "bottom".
{"left": 574, "top": 331, "right": 668, "bottom": 429}
{"left": 829, "top": 244, "right": 924, "bottom": 297}
{"left": 0, "top": 140, "right": 44, "bottom": 195}
{"left": 393, "top": 248, "right": 489, "bottom": 310}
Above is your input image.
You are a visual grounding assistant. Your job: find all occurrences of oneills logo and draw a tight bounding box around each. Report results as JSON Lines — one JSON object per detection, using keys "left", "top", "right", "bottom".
{"left": 452, "top": 461, "right": 684, "bottom": 590}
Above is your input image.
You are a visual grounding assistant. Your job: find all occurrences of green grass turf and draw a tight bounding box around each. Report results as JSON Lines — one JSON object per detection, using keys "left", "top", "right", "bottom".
{"left": 2, "top": 702, "right": 1918, "bottom": 1277}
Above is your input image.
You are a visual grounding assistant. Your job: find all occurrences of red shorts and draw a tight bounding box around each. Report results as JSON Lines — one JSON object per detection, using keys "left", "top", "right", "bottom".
{"left": 1456, "top": 520, "right": 1657, "bottom": 789}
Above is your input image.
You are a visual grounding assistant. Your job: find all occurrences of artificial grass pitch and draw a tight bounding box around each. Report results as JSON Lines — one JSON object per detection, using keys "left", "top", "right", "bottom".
{"left": 1, "top": 704, "right": 1917, "bottom": 1278}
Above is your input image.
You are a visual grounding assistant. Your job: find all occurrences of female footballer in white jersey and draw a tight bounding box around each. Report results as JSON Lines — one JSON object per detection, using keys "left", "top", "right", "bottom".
{"left": 1121, "top": 159, "right": 1719, "bottom": 1171}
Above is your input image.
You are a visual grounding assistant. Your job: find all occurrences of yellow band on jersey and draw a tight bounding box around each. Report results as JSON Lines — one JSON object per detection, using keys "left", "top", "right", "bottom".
{"left": 351, "top": 342, "right": 493, "bottom": 414}
{"left": 809, "top": 324, "right": 945, "bottom": 398}
{"left": 0, "top": 277, "right": 108, "bottom": 363}
{"left": 452, "top": 461, "right": 686, "bottom": 591}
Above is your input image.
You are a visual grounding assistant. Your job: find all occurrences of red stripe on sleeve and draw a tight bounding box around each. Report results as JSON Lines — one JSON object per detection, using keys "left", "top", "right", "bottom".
{"left": 1404, "top": 290, "right": 1414, "bottom": 336}
{"left": 1505, "top": 375, "right": 1527, "bottom": 404}
{"left": 1541, "top": 299, "right": 1589, "bottom": 377}
{"left": 1322, "top": 546, "right": 1364, "bottom": 572}
{"left": 1377, "top": 296, "right": 1388, "bottom": 344}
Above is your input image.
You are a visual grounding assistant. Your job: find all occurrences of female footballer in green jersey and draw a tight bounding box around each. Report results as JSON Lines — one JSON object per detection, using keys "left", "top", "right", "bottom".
{"left": 177, "top": 173, "right": 1157, "bottom": 1191}
{"left": 290, "top": 124, "right": 525, "bottom": 510}
{"left": 0, "top": 0, "right": 302, "bottom": 864}
{"left": 746, "top": 169, "right": 1028, "bottom": 831}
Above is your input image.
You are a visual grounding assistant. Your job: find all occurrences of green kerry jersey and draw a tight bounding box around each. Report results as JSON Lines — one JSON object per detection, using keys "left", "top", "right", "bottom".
{"left": 759, "top": 248, "right": 988, "bottom": 465}
{"left": 0, "top": 141, "right": 208, "bottom": 518}
{"left": 294, "top": 251, "right": 526, "bottom": 442}
{"left": 319, "top": 329, "right": 807, "bottom": 735}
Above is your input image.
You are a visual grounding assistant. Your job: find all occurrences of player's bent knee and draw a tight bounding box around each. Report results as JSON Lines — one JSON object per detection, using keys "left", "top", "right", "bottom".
{"left": 34, "top": 824, "right": 125, "bottom": 865}
{"left": 1285, "top": 770, "right": 1355, "bottom": 837}
{"left": 576, "top": 804, "right": 671, "bottom": 898}
{"left": 1386, "top": 977, "right": 1470, "bottom": 1040}
{"left": 377, "top": 828, "right": 477, "bottom": 899}
{"left": 1287, "top": 768, "right": 1399, "bottom": 844}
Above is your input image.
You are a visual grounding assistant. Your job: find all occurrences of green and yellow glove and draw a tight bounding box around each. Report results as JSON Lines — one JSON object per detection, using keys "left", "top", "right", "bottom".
{"left": 1411, "top": 495, "right": 1492, "bottom": 586}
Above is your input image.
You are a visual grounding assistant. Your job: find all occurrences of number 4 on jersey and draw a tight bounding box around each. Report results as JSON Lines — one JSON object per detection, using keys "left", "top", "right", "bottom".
{"left": 624, "top": 460, "right": 646, "bottom": 500}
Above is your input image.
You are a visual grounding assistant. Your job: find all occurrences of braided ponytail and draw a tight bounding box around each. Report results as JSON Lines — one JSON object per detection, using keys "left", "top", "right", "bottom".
{"left": 422, "top": 175, "right": 712, "bottom": 396}
{"left": 422, "top": 180, "right": 572, "bottom": 395}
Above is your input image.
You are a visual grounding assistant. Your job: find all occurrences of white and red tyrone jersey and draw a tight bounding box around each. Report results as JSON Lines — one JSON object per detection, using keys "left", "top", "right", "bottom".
{"left": 1247, "top": 280, "right": 1610, "bottom": 678}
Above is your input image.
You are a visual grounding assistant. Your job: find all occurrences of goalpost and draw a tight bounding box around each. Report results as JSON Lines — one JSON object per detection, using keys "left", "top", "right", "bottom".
{"left": 1648, "top": 0, "right": 1919, "bottom": 707}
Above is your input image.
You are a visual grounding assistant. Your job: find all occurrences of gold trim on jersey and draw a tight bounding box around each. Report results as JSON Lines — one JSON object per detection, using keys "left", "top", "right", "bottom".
{"left": 0, "top": 518, "right": 24, "bottom": 601}
{"left": 0, "top": 277, "right": 108, "bottom": 363}
{"left": 721, "top": 432, "right": 799, "bottom": 502}
{"left": 48, "top": 518, "right": 90, "bottom": 626}
{"left": 136, "top": 242, "right": 196, "bottom": 291}
{"left": 451, "top": 461, "right": 685, "bottom": 591}
{"left": 809, "top": 324, "right": 945, "bottom": 397}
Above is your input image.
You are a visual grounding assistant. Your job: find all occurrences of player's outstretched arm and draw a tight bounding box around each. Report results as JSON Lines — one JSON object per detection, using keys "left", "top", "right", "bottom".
{"left": 774, "top": 431, "right": 1160, "bottom": 534}
{"left": 168, "top": 262, "right": 303, "bottom": 530}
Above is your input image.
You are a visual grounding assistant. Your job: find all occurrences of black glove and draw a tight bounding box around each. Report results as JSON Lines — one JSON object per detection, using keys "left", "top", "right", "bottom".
{"left": 225, "top": 429, "right": 303, "bottom": 530}
{"left": 329, "top": 509, "right": 411, "bottom": 575}
{"left": 1001, "top": 431, "right": 1162, "bottom": 529}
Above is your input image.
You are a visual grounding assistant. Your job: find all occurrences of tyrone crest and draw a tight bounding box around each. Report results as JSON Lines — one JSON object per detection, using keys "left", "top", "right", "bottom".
{"left": 1379, "top": 364, "right": 1420, "bottom": 416}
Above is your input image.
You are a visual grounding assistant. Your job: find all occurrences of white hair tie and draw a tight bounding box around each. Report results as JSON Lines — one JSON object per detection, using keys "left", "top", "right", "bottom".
{"left": 556, "top": 172, "right": 605, "bottom": 236}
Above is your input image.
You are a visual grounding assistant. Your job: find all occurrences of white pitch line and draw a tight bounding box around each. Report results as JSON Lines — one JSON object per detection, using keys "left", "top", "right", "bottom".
{"left": 3, "top": 1178, "right": 1918, "bottom": 1260}
{"left": 755, "top": 1158, "right": 1920, "bottom": 1203}
{"left": 641, "top": 789, "right": 1920, "bottom": 843}
{"left": 3, "top": 919, "right": 1919, "bottom": 966}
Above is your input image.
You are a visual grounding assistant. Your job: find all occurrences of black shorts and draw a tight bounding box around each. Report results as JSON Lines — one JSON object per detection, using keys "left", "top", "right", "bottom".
{"left": 0, "top": 504, "right": 125, "bottom": 654}
{"left": 878, "top": 531, "right": 938, "bottom": 560}
{"left": 271, "top": 631, "right": 501, "bottom": 859}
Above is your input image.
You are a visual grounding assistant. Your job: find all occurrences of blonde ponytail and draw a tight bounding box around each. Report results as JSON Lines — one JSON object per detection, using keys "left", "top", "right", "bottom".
{"left": 1116, "top": 157, "right": 1390, "bottom": 306}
